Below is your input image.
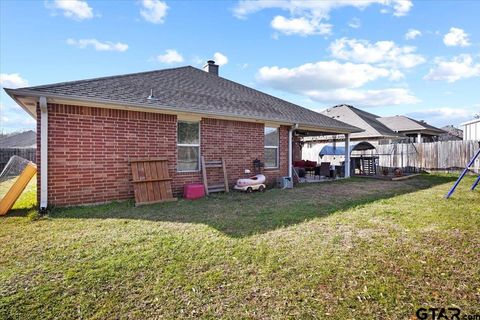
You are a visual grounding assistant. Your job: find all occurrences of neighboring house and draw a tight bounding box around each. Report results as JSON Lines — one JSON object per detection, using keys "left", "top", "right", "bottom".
{"left": 439, "top": 125, "right": 463, "bottom": 141}
{"left": 302, "top": 104, "right": 401, "bottom": 162}
{"left": 5, "top": 61, "right": 360, "bottom": 208}
{"left": 377, "top": 116, "right": 445, "bottom": 142}
{"left": 0, "top": 130, "right": 36, "bottom": 148}
{"left": 461, "top": 118, "right": 480, "bottom": 141}
{"left": 320, "top": 105, "right": 401, "bottom": 141}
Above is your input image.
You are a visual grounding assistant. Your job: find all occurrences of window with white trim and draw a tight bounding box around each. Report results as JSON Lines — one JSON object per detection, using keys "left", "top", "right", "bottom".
{"left": 264, "top": 127, "right": 279, "bottom": 168}
{"left": 177, "top": 121, "right": 200, "bottom": 171}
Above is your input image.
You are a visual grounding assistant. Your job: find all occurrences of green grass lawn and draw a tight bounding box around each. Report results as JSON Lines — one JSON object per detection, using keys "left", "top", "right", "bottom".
{"left": 1, "top": 174, "right": 479, "bottom": 319}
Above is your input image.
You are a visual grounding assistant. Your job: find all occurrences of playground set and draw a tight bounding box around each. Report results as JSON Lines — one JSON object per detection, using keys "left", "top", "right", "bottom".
{"left": 445, "top": 144, "right": 480, "bottom": 199}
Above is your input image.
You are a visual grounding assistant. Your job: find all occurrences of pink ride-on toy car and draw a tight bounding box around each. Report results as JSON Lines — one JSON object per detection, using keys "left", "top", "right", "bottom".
{"left": 234, "top": 174, "right": 266, "bottom": 193}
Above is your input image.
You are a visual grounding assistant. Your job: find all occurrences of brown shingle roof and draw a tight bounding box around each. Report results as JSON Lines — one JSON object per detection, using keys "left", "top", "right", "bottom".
{"left": 5, "top": 66, "right": 361, "bottom": 133}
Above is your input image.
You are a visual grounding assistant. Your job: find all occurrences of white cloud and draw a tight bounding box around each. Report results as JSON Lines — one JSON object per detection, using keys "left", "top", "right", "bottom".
{"left": 443, "top": 27, "right": 471, "bottom": 47}
{"left": 424, "top": 54, "right": 480, "bottom": 83}
{"left": 140, "top": 0, "right": 168, "bottom": 24}
{"left": 257, "top": 61, "right": 394, "bottom": 91}
{"left": 48, "top": 0, "right": 94, "bottom": 20}
{"left": 389, "top": 69, "right": 405, "bottom": 81}
{"left": 405, "top": 28, "right": 421, "bottom": 40}
{"left": 308, "top": 88, "right": 419, "bottom": 107}
{"left": 257, "top": 59, "right": 419, "bottom": 107}
{"left": 233, "top": 0, "right": 412, "bottom": 36}
{"left": 406, "top": 107, "right": 476, "bottom": 127}
{"left": 391, "top": 0, "right": 413, "bottom": 16}
{"left": 329, "top": 37, "right": 425, "bottom": 69}
{"left": 233, "top": 0, "right": 412, "bottom": 19}
{"left": 348, "top": 18, "right": 361, "bottom": 29}
{"left": 213, "top": 52, "right": 229, "bottom": 66}
{"left": 66, "top": 38, "right": 128, "bottom": 52}
{"left": 409, "top": 107, "right": 473, "bottom": 118}
{"left": 156, "top": 49, "right": 184, "bottom": 64}
{"left": 271, "top": 16, "right": 332, "bottom": 36}
{"left": 0, "top": 103, "right": 36, "bottom": 133}
{"left": 0, "top": 73, "right": 29, "bottom": 88}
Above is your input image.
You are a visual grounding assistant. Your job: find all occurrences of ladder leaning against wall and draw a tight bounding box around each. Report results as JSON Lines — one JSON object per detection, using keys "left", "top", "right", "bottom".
{"left": 201, "top": 156, "right": 229, "bottom": 195}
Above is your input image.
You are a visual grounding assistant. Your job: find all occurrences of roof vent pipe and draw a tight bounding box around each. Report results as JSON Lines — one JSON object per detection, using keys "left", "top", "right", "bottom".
{"left": 204, "top": 60, "right": 219, "bottom": 76}
{"left": 147, "top": 89, "right": 155, "bottom": 100}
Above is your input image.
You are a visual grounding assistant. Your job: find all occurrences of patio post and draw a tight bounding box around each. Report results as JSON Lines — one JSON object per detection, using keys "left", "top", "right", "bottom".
{"left": 345, "top": 133, "right": 351, "bottom": 178}
{"left": 417, "top": 133, "right": 422, "bottom": 143}
{"left": 288, "top": 127, "right": 293, "bottom": 179}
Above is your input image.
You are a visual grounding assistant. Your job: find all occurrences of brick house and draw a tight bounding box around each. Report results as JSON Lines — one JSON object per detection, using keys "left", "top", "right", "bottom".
{"left": 5, "top": 61, "right": 360, "bottom": 209}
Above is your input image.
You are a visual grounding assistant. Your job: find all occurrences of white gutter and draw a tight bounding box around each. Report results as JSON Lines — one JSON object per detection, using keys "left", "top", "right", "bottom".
{"left": 39, "top": 96, "right": 48, "bottom": 211}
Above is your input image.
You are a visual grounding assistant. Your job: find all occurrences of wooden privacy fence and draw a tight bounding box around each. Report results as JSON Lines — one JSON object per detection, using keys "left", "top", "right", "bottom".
{"left": 129, "top": 158, "right": 177, "bottom": 206}
{"left": 376, "top": 140, "right": 480, "bottom": 171}
{"left": 0, "top": 148, "right": 36, "bottom": 172}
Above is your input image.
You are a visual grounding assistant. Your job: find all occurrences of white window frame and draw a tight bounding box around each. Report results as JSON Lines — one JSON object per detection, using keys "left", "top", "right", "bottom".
{"left": 177, "top": 120, "right": 201, "bottom": 172}
{"left": 264, "top": 127, "right": 279, "bottom": 169}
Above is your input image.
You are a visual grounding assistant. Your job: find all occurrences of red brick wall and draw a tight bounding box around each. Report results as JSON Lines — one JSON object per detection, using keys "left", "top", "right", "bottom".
{"left": 38, "top": 104, "right": 289, "bottom": 206}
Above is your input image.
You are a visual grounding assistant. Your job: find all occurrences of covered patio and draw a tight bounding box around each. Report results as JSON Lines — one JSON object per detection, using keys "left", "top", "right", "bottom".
{"left": 319, "top": 141, "right": 378, "bottom": 177}
{"left": 290, "top": 128, "right": 358, "bottom": 183}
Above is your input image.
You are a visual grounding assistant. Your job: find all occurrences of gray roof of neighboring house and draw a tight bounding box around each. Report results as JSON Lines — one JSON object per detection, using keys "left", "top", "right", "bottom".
{"left": 0, "top": 130, "right": 36, "bottom": 148}
{"left": 5, "top": 66, "right": 361, "bottom": 133}
{"left": 321, "top": 104, "right": 401, "bottom": 139}
{"left": 377, "top": 116, "right": 445, "bottom": 135}
{"left": 440, "top": 125, "right": 463, "bottom": 140}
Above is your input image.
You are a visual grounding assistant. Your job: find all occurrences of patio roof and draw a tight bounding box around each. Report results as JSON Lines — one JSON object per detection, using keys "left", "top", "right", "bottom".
{"left": 319, "top": 141, "right": 375, "bottom": 157}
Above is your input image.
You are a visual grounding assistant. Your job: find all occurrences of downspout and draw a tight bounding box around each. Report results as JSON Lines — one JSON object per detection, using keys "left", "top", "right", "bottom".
{"left": 288, "top": 128, "right": 293, "bottom": 179}
{"left": 39, "top": 96, "right": 48, "bottom": 211}
{"left": 288, "top": 124, "right": 298, "bottom": 179}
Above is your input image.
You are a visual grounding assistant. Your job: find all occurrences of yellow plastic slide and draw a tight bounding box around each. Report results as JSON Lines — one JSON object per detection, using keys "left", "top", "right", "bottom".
{"left": 0, "top": 162, "right": 37, "bottom": 216}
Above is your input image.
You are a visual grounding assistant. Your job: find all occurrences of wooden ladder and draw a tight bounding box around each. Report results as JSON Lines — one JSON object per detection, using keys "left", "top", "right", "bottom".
{"left": 201, "top": 156, "right": 229, "bottom": 195}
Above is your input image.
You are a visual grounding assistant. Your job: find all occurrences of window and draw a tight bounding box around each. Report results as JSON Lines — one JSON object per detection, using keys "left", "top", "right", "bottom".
{"left": 264, "top": 127, "right": 279, "bottom": 168}
{"left": 177, "top": 121, "right": 200, "bottom": 171}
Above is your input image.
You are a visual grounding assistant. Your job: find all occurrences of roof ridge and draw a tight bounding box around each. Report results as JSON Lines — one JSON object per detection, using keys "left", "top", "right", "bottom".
{"left": 354, "top": 113, "right": 399, "bottom": 136}
{"left": 323, "top": 105, "right": 400, "bottom": 137}
{"left": 348, "top": 106, "right": 382, "bottom": 119}
{"left": 330, "top": 104, "right": 383, "bottom": 119}
{"left": 345, "top": 107, "right": 396, "bottom": 137}
{"left": 21, "top": 66, "right": 195, "bottom": 90}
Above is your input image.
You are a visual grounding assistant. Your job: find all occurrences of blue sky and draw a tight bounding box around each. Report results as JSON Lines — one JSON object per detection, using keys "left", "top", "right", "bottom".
{"left": 1, "top": 0, "right": 479, "bottom": 133}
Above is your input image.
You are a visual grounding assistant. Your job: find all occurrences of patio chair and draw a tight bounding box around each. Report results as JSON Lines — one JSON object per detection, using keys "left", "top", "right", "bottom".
{"left": 319, "top": 162, "right": 330, "bottom": 177}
